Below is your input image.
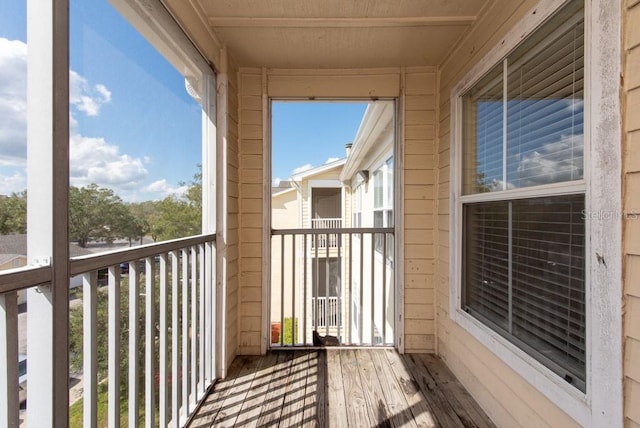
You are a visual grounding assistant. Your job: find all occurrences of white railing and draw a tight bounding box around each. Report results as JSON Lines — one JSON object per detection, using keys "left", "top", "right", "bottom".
{"left": 271, "top": 227, "right": 395, "bottom": 347}
{"left": 311, "top": 218, "right": 342, "bottom": 249}
{"left": 312, "top": 296, "right": 340, "bottom": 328}
{"left": 0, "top": 234, "right": 217, "bottom": 428}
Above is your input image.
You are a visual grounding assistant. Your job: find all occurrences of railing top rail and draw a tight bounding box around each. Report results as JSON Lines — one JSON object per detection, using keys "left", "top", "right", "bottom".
{"left": 0, "top": 233, "right": 216, "bottom": 294}
{"left": 0, "top": 264, "right": 52, "bottom": 294}
{"left": 70, "top": 233, "right": 216, "bottom": 275}
{"left": 272, "top": 227, "right": 393, "bottom": 235}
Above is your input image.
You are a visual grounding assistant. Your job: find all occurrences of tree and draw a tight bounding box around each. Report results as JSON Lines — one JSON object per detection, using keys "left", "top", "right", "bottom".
{"left": 150, "top": 169, "right": 202, "bottom": 241}
{"left": 0, "top": 191, "right": 27, "bottom": 234}
{"left": 69, "top": 184, "right": 128, "bottom": 247}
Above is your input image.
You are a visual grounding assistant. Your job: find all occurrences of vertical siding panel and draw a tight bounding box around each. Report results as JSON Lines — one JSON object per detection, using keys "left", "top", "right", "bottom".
{"left": 403, "top": 67, "right": 437, "bottom": 353}
{"left": 625, "top": 2, "right": 640, "bottom": 425}
{"left": 238, "top": 68, "right": 264, "bottom": 355}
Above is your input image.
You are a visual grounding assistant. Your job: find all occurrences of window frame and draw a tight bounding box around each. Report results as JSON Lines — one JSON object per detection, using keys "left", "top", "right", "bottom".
{"left": 373, "top": 156, "right": 393, "bottom": 254}
{"left": 449, "top": 0, "right": 622, "bottom": 426}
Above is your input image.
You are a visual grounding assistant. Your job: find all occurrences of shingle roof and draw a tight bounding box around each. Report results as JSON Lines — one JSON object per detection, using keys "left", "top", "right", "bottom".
{"left": 0, "top": 234, "right": 93, "bottom": 257}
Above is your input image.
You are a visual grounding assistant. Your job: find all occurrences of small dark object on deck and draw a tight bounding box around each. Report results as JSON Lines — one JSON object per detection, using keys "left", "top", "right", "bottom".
{"left": 313, "top": 330, "right": 340, "bottom": 346}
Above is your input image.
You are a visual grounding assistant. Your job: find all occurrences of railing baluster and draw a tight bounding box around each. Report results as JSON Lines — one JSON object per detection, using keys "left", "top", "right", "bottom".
{"left": 0, "top": 291, "right": 19, "bottom": 428}
{"left": 291, "top": 234, "right": 296, "bottom": 345}
{"left": 129, "top": 260, "right": 140, "bottom": 428}
{"left": 325, "top": 233, "right": 329, "bottom": 336}
{"left": 171, "top": 251, "right": 180, "bottom": 427}
{"left": 359, "top": 232, "right": 364, "bottom": 345}
{"left": 204, "top": 242, "right": 213, "bottom": 384}
{"left": 348, "top": 232, "right": 353, "bottom": 345}
{"left": 303, "top": 234, "right": 307, "bottom": 345}
{"left": 382, "top": 233, "right": 387, "bottom": 344}
{"left": 190, "top": 246, "right": 197, "bottom": 406}
{"left": 82, "top": 272, "right": 98, "bottom": 428}
{"left": 159, "top": 253, "right": 169, "bottom": 428}
{"left": 371, "top": 234, "right": 375, "bottom": 345}
{"left": 181, "top": 248, "right": 190, "bottom": 420}
{"left": 108, "top": 265, "right": 121, "bottom": 428}
{"left": 280, "top": 235, "right": 285, "bottom": 346}
{"left": 198, "top": 244, "right": 205, "bottom": 396}
{"left": 337, "top": 233, "right": 342, "bottom": 341}
{"left": 145, "top": 257, "right": 156, "bottom": 428}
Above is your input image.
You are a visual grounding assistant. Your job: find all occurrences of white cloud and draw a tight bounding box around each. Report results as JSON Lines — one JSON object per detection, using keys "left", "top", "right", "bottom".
{"left": 0, "top": 37, "right": 155, "bottom": 198}
{"left": 69, "top": 70, "right": 112, "bottom": 116}
{"left": 292, "top": 163, "right": 314, "bottom": 175}
{"left": 325, "top": 157, "right": 340, "bottom": 164}
{"left": 0, "top": 171, "right": 26, "bottom": 195}
{"left": 143, "top": 179, "right": 188, "bottom": 198}
{"left": 69, "top": 134, "right": 148, "bottom": 190}
{"left": 514, "top": 133, "right": 584, "bottom": 187}
{"left": 0, "top": 38, "right": 28, "bottom": 167}
{"left": 272, "top": 177, "right": 282, "bottom": 187}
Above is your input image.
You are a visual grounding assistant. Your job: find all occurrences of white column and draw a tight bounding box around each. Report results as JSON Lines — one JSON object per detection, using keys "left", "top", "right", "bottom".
{"left": 26, "top": 0, "right": 70, "bottom": 426}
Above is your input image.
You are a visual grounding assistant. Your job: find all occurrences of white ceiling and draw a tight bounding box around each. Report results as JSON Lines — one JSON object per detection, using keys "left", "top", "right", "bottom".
{"left": 165, "top": 0, "right": 489, "bottom": 69}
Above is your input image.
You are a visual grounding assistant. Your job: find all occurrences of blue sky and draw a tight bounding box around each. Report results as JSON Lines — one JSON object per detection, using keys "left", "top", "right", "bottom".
{"left": 0, "top": 0, "right": 366, "bottom": 200}
{"left": 271, "top": 102, "right": 368, "bottom": 182}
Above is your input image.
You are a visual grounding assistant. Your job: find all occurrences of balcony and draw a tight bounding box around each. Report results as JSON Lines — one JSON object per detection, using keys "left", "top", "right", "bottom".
{"left": 188, "top": 348, "right": 495, "bottom": 427}
{"left": 310, "top": 218, "right": 342, "bottom": 249}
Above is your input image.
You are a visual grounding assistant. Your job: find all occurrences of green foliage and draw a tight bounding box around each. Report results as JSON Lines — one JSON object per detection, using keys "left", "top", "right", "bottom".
{"left": 69, "top": 184, "right": 129, "bottom": 247}
{"left": 69, "top": 278, "right": 138, "bottom": 387}
{"left": 0, "top": 191, "right": 27, "bottom": 234}
{"left": 280, "top": 317, "right": 298, "bottom": 345}
{"left": 150, "top": 167, "right": 202, "bottom": 241}
{"left": 1, "top": 165, "right": 202, "bottom": 245}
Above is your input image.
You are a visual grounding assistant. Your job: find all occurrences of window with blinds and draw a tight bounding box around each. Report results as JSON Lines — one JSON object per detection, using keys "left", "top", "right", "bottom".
{"left": 463, "top": 195, "right": 586, "bottom": 391}
{"left": 462, "top": 0, "right": 584, "bottom": 195}
{"left": 459, "top": 0, "right": 586, "bottom": 392}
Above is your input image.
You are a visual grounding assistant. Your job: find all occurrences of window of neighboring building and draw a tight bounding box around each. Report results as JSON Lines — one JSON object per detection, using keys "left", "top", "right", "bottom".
{"left": 458, "top": 0, "right": 586, "bottom": 392}
{"left": 374, "top": 157, "right": 393, "bottom": 254}
{"left": 353, "top": 184, "right": 362, "bottom": 228}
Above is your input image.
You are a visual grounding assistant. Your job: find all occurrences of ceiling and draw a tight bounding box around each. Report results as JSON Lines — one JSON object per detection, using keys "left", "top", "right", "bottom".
{"left": 164, "top": 0, "right": 489, "bottom": 69}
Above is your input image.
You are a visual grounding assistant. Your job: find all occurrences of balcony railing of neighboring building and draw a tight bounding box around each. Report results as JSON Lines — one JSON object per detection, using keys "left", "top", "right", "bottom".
{"left": 311, "top": 296, "right": 341, "bottom": 328}
{"left": 271, "top": 227, "right": 395, "bottom": 347}
{"left": 311, "top": 218, "right": 342, "bottom": 249}
{"left": 0, "top": 234, "right": 216, "bottom": 428}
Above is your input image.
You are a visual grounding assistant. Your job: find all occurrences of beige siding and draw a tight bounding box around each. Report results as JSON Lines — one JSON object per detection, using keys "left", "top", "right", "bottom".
{"left": 238, "top": 68, "right": 264, "bottom": 355}
{"left": 435, "top": 0, "right": 580, "bottom": 426}
{"left": 625, "top": 1, "right": 640, "bottom": 425}
{"left": 403, "top": 67, "right": 437, "bottom": 353}
{"left": 226, "top": 56, "right": 240, "bottom": 365}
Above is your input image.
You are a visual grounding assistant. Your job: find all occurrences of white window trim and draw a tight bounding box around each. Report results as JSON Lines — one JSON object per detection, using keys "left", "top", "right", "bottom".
{"left": 448, "top": 0, "right": 622, "bottom": 426}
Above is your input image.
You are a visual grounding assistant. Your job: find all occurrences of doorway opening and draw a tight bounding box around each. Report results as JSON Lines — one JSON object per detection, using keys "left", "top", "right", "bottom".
{"left": 270, "top": 100, "right": 396, "bottom": 347}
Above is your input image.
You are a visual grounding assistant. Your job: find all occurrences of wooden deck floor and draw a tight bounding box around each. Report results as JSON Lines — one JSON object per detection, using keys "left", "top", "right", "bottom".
{"left": 188, "top": 349, "right": 494, "bottom": 428}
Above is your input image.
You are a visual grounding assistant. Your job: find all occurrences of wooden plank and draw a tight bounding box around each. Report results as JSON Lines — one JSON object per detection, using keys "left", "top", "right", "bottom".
{"left": 234, "top": 352, "right": 280, "bottom": 428}
{"left": 316, "top": 350, "right": 328, "bottom": 426}
{"left": 326, "top": 350, "right": 348, "bottom": 427}
{"left": 340, "top": 349, "right": 371, "bottom": 427}
{"left": 256, "top": 351, "right": 295, "bottom": 426}
{"left": 302, "top": 351, "right": 320, "bottom": 426}
{"left": 403, "top": 354, "right": 466, "bottom": 428}
{"left": 368, "top": 350, "right": 418, "bottom": 428}
{"left": 213, "top": 356, "right": 264, "bottom": 427}
{"left": 280, "top": 351, "right": 311, "bottom": 426}
{"left": 355, "top": 350, "right": 395, "bottom": 426}
{"left": 419, "top": 354, "right": 495, "bottom": 428}
{"left": 383, "top": 349, "right": 437, "bottom": 427}
{"left": 187, "top": 356, "right": 248, "bottom": 428}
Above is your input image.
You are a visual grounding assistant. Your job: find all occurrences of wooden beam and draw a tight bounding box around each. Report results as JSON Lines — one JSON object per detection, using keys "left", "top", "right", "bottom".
{"left": 208, "top": 16, "right": 476, "bottom": 28}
